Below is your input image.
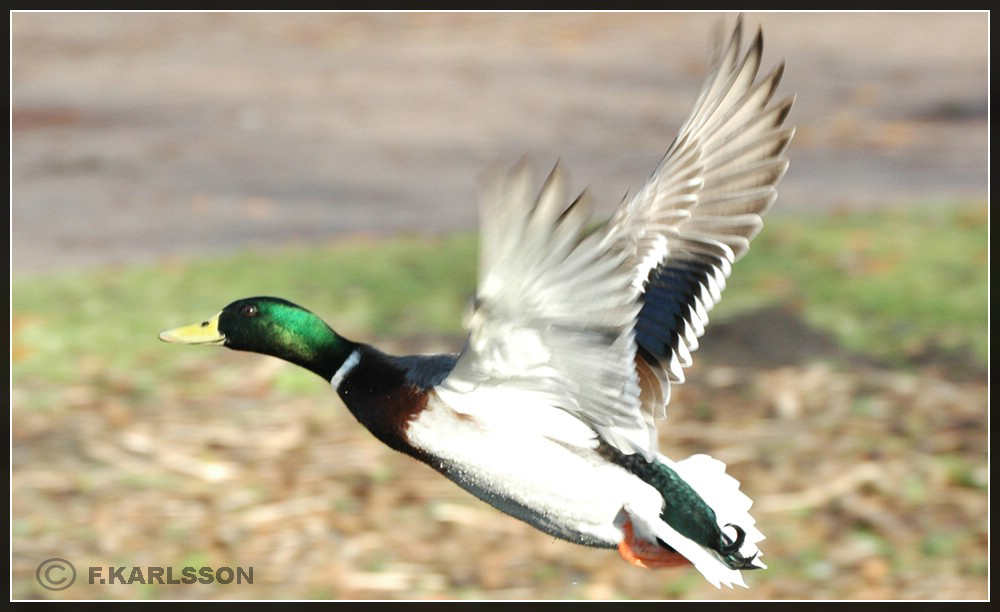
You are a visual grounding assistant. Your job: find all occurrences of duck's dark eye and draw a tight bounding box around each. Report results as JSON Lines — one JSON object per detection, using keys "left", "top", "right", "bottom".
{"left": 240, "top": 304, "right": 259, "bottom": 318}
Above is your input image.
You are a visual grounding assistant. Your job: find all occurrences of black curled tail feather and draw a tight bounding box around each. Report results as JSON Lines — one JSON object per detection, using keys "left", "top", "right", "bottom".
{"left": 719, "top": 524, "right": 747, "bottom": 555}
{"left": 719, "top": 524, "right": 760, "bottom": 570}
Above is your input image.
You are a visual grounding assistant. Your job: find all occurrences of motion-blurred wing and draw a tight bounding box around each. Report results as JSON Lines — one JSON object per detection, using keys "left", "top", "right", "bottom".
{"left": 441, "top": 161, "right": 656, "bottom": 458}
{"left": 604, "top": 17, "right": 795, "bottom": 414}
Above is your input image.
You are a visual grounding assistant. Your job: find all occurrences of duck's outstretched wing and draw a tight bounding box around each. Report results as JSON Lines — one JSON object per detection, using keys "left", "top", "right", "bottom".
{"left": 603, "top": 16, "right": 795, "bottom": 415}
{"left": 440, "top": 18, "right": 793, "bottom": 461}
{"left": 440, "top": 160, "right": 656, "bottom": 458}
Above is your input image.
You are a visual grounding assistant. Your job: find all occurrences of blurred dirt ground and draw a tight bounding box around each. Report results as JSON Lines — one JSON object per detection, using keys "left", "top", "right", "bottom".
{"left": 11, "top": 11, "right": 989, "bottom": 601}
{"left": 11, "top": 12, "right": 988, "bottom": 273}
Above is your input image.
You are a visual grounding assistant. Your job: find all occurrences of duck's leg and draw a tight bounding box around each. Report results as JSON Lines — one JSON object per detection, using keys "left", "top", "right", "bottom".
{"left": 617, "top": 513, "right": 690, "bottom": 569}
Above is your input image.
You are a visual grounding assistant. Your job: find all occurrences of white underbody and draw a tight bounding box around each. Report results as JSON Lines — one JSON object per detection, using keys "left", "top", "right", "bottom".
{"left": 407, "top": 386, "right": 664, "bottom": 547}
{"left": 405, "top": 385, "right": 764, "bottom": 588}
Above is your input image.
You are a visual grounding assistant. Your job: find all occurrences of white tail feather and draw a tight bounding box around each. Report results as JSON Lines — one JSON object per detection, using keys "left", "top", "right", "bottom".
{"left": 673, "top": 453, "right": 766, "bottom": 567}
{"left": 638, "top": 453, "right": 765, "bottom": 589}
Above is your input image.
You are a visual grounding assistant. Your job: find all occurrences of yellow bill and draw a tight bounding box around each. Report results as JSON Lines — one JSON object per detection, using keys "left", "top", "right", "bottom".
{"left": 158, "top": 312, "right": 225, "bottom": 345}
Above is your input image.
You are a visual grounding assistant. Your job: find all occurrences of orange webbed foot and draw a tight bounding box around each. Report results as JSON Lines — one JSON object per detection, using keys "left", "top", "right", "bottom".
{"left": 617, "top": 515, "right": 690, "bottom": 569}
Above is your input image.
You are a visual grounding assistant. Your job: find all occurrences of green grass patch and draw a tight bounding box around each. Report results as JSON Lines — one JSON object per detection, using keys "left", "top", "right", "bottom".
{"left": 715, "top": 202, "right": 988, "bottom": 368}
{"left": 12, "top": 202, "right": 987, "bottom": 398}
{"left": 12, "top": 233, "right": 478, "bottom": 390}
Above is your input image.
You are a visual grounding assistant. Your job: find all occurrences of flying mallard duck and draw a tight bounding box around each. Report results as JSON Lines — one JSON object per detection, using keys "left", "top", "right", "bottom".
{"left": 160, "top": 18, "right": 793, "bottom": 589}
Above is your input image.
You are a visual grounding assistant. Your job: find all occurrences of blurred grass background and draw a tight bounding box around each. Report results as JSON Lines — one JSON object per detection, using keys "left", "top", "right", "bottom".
{"left": 12, "top": 204, "right": 988, "bottom": 387}
{"left": 11, "top": 202, "right": 988, "bottom": 599}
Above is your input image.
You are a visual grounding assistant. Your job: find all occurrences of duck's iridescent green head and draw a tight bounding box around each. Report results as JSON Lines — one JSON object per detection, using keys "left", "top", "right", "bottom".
{"left": 159, "top": 296, "right": 355, "bottom": 380}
